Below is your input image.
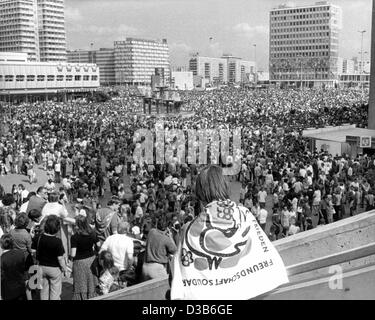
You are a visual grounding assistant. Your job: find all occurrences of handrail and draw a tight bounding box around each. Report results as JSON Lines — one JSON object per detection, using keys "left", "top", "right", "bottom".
{"left": 286, "top": 242, "right": 375, "bottom": 277}
{"left": 256, "top": 242, "right": 375, "bottom": 299}
{"left": 93, "top": 242, "right": 375, "bottom": 300}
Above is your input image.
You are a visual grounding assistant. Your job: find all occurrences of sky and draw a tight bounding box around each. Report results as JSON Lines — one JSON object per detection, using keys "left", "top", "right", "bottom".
{"left": 65, "top": 0, "right": 372, "bottom": 71}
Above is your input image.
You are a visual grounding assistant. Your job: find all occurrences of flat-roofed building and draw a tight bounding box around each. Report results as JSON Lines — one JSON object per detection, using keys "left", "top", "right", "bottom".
{"left": 269, "top": 1, "right": 342, "bottom": 88}
{"left": 114, "top": 38, "right": 170, "bottom": 86}
{"left": 0, "top": 52, "right": 99, "bottom": 102}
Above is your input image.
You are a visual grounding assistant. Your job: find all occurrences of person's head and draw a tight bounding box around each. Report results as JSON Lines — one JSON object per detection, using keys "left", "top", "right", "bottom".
{"left": 117, "top": 222, "right": 130, "bottom": 235}
{"left": 0, "top": 233, "right": 14, "bottom": 250}
{"left": 74, "top": 215, "right": 92, "bottom": 235}
{"left": 195, "top": 165, "right": 229, "bottom": 205}
{"left": 14, "top": 212, "right": 29, "bottom": 230}
{"left": 157, "top": 216, "right": 168, "bottom": 232}
{"left": 44, "top": 215, "right": 61, "bottom": 235}
{"left": 37, "top": 187, "right": 47, "bottom": 200}
{"left": 18, "top": 184, "right": 25, "bottom": 191}
{"left": 28, "top": 209, "right": 42, "bottom": 223}
{"left": 108, "top": 197, "right": 121, "bottom": 210}
{"left": 99, "top": 250, "right": 115, "bottom": 270}
{"left": 2, "top": 193, "right": 15, "bottom": 207}
{"left": 48, "top": 192, "right": 59, "bottom": 203}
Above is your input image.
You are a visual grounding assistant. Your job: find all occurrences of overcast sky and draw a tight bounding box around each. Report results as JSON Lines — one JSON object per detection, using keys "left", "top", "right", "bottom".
{"left": 65, "top": 0, "right": 372, "bottom": 71}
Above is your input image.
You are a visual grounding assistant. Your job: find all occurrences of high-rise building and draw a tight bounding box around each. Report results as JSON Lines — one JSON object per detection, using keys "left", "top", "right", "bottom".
{"left": 114, "top": 38, "right": 170, "bottom": 86}
{"left": 0, "top": 0, "right": 66, "bottom": 62}
{"left": 37, "top": 0, "right": 66, "bottom": 62}
{"left": 67, "top": 48, "right": 115, "bottom": 85}
{"left": 0, "top": 0, "right": 40, "bottom": 61}
{"left": 269, "top": 1, "right": 342, "bottom": 88}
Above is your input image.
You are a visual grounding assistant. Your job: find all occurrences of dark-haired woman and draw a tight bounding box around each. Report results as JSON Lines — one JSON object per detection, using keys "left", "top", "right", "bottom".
{"left": 70, "top": 215, "right": 100, "bottom": 300}
{"left": 170, "top": 165, "right": 288, "bottom": 300}
{"left": 33, "top": 215, "right": 66, "bottom": 300}
{"left": 9, "top": 213, "right": 32, "bottom": 258}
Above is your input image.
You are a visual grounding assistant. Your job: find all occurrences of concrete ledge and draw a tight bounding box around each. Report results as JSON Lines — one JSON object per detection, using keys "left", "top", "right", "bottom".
{"left": 93, "top": 210, "right": 375, "bottom": 300}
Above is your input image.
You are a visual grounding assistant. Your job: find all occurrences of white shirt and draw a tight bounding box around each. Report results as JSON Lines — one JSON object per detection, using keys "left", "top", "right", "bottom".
{"left": 21, "top": 189, "right": 29, "bottom": 201}
{"left": 41, "top": 202, "right": 68, "bottom": 219}
{"left": 100, "top": 234, "right": 134, "bottom": 271}
{"left": 19, "top": 201, "right": 29, "bottom": 213}
{"left": 258, "top": 190, "right": 267, "bottom": 203}
{"left": 258, "top": 208, "right": 268, "bottom": 224}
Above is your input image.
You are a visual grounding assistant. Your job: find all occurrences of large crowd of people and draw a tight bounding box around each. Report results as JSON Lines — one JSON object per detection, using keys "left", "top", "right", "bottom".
{"left": 0, "top": 86, "right": 373, "bottom": 300}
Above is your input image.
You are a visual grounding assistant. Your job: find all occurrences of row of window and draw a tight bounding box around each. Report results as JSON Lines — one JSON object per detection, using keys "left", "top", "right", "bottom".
{"left": 271, "top": 19, "right": 330, "bottom": 27}
{"left": 271, "top": 6, "right": 330, "bottom": 15}
{"left": 271, "top": 52, "right": 330, "bottom": 58}
{"left": 271, "top": 25, "right": 329, "bottom": 33}
{"left": 0, "top": 75, "right": 98, "bottom": 82}
{"left": 272, "top": 45, "right": 330, "bottom": 51}
{"left": 271, "top": 39, "right": 330, "bottom": 46}
{"left": 272, "top": 74, "right": 331, "bottom": 80}
{"left": 270, "top": 33, "right": 334, "bottom": 40}
{"left": 271, "top": 12, "right": 330, "bottom": 20}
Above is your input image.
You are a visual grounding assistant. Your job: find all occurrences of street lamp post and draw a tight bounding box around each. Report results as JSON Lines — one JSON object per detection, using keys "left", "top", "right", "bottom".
{"left": 358, "top": 30, "right": 366, "bottom": 92}
{"left": 253, "top": 44, "right": 257, "bottom": 86}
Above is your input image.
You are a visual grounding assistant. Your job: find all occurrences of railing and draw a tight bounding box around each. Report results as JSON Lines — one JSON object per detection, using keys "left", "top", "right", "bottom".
{"left": 93, "top": 242, "right": 375, "bottom": 300}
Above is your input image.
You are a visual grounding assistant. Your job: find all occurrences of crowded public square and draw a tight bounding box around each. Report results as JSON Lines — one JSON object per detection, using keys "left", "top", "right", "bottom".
{"left": 0, "top": 85, "right": 373, "bottom": 300}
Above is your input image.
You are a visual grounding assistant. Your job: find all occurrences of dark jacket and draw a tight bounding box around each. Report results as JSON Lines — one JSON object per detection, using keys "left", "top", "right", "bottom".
{"left": 1, "top": 249, "right": 27, "bottom": 300}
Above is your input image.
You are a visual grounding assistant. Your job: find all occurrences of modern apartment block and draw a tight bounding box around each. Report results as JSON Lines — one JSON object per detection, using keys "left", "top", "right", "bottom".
{"left": 269, "top": 1, "right": 342, "bottom": 88}
{"left": 38, "top": 0, "right": 66, "bottom": 62}
{"left": 0, "top": 0, "right": 66, "bottom": 62}
{"left": 67, "top": 48, "right": 115, "bottom": 85}
{"left": 0, "top": 0, "right": 40, "bottom": 61}
{"left": 188, "top": 54, "right": 255, "bottom": 86}
{"left": 189, "top": 56, "right": 228, "bottom": 84}
{"left": 114, "top": 38, "right": 170, "bottom": 86}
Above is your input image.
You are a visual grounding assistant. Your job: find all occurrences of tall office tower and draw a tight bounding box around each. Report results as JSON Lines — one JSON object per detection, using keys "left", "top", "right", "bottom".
{"left": 0, "top": 0, "right": 66, "bottom": 62}
{"left": 114, "top": 38, "right": 170, "bottom": 86}
{"left": 0, "top": 0, "right": 40, "bottom": 61}
{"left": 269, "top": 1, "right": 342, "bottom": 88}
{"left": 37, "top": 0, "right": 66, "bottom": 62}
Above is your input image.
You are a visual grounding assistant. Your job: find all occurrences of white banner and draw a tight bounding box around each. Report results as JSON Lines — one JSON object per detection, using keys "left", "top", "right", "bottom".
{"left": 171, "top": 200, "right": 288, "bottom": 300}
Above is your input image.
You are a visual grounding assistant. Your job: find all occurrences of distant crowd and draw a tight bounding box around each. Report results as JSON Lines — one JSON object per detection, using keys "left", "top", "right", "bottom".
{"left": 1, "top": 86, "right": 373, "bottom": 300}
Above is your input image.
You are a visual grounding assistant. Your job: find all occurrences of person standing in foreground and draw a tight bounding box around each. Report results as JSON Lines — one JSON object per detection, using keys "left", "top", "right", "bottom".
{"left": 171, "top": 165, "right": 288, "bottom": 300}
{"left": 33, "top": 215, "right": 67, "bottom": 300}
{"left": 70, "top": 215, "right": 101, "bottom": 300}
{"left": 141, "top": 217, "right": 177, "bottom": 281}
{"left": 100, "top": 222, "right": 135, "bottom": 286}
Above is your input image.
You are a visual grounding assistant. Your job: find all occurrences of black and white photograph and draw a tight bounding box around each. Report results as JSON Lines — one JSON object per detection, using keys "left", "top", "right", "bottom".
{"left": 0, "top": 0, "right": 374, "bottom": 308}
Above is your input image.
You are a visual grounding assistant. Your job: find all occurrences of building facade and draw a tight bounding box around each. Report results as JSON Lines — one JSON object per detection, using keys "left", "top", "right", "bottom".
{"left": 0, "top": 0, "right": 66, "bottom": 62}
{"left": 0, "top": 52, "right": 99, "bottom": 101}
{"left": 188, "top": 55, "right": 255, "bottom": 86}
{"left": 114, "top": 38, "right": 170, "bottom": 86}
{"left": 37, "top": 0, "right": 66, "bottom": 62}
{"left": 0, "top": 0, "right": 40, "bottom": 61}
{"left": 67, "top": 48, "right": 115, "bottom": 85}
{"left": 189, "top": 56, "right": 228, "bottom": 84}
{"left": 269, "top": 1, "right": 342, "bottom": 88}
{"left": 171, "top": 71, "right": 194, "bottom": 90}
